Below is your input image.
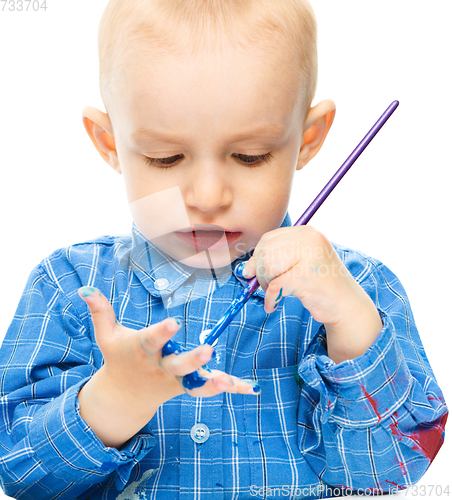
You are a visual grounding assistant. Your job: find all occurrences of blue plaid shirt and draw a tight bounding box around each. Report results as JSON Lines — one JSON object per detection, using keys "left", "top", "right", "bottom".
{"left": 0, "top": 213, "right": 448, "bottom": 499}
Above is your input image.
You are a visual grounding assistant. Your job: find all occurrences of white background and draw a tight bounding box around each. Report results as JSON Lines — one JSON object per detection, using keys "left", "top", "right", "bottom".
{"left": 0, "top": 1, "right": 451, "bottom": 498}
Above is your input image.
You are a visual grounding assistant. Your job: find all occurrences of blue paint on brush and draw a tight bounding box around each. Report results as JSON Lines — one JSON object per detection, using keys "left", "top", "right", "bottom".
{"left": 202, "top": 283, "right": 255, "bottom": 346}
{"left": 161, "top": 283, "right": 255, "bottom": 389}
{"left": 176, "top": 284, "right": 256, "bottom": 388}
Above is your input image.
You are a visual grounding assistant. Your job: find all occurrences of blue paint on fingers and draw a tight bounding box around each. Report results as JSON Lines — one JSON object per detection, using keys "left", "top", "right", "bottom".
{"left": 161, "top": 339, "right": 208, "bottom": 389}
{"left": 161, "top": 339, "right": 185, "bottom": 357}
{"left": 182, "top": 370, "right": 208, "bottom": 389}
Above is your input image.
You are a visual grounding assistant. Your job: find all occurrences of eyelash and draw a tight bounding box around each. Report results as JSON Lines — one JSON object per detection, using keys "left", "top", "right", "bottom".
{"left": 144, "top": 152, "right": 274, "bottom": 169}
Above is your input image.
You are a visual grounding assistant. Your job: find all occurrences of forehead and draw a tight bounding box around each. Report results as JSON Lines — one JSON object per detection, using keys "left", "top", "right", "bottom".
{"left": 111, "top": 44, "right": 305, "bottom": 144}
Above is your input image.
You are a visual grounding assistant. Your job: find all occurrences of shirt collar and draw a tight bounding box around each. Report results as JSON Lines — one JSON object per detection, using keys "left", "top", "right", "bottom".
{"left": 126, "top": 212, "right": 292, "bottom": 302}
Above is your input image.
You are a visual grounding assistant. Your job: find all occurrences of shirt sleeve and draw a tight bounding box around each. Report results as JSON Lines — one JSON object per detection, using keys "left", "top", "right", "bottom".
{"left": 0, "top": 262, "right": 156, "bottom": 500}
{"left": 297, "top": 255, "right": 448, "bottom": 494}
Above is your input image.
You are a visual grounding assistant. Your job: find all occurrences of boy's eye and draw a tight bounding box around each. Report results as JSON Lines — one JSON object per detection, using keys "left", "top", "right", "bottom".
{"left": 233, "top": 153, "right": 274, "bottom": 166}
{"left": 143, "top": 152, "right": 274, "bottom": 169}
{"left": 144, "top": 154, "right": 183, "bottom": 168}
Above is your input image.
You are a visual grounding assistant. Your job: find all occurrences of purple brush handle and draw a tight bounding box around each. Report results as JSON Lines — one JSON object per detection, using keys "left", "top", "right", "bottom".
{"left": 294, "top": 100, "right": 399, "bottom": 227}
{"left": 202, "top": 100, "right": 399, "bottom": 347}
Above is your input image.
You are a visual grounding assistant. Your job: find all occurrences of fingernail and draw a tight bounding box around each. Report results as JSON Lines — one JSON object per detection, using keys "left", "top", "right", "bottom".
{"left": 79, "top": 286, "right": 97, "bottom": 298}
{"left": 166, "top": 318, "right": 181, "bottom": 332}
{"left": 241, "top": 265, "right": 250, "bottom": 277}
{"left": 197, "top": 349, "right": 212, "bottom": 363}
{"left": 244, "top": 380, "right": 261, "bottom": 394}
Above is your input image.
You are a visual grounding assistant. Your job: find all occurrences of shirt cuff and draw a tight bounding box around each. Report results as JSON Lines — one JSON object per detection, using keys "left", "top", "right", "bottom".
{"left": 29, "top": 377, "right": 156, "bottom": 491}
{"left": 298, "top": 310, "right": 413, "bottom": 427}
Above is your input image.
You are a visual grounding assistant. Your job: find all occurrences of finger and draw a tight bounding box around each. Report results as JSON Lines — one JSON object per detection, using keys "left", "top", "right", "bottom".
{"left": 264, "top": 282, "right": 286, "bottom": 314}
{"left": 252, "top": 252, "right": 271, "bottom": 291}
{"left": 241, "top": 256, "right": 256, "bottom": 279}
{"left": 240, "top": 257, "right": 269, "bottom": 293}
{"left": 246, "top": 244, "right": 277, "bottom": 291}
{"left": 234, "top": 261, "right": 250, "bottom": 281}
{"left": 160, "top": 344, "right": 213, "bottom": 376}
{"left": 139, "top": 318, "right": 182, "bottom": 356}
{"left": 78, "top": 286, "right": 117, "bottom": 339}
{"left": 263, "top": 269, "right": 304, "bottom": 311}
{"left": 213, "top": 374, "right": 261, "bottom": 395}
{"left": 186, "top": 371, "right": 261, "bottom": 397}
{"left": 247, "top": 227, "right": 295, "bottom": 281}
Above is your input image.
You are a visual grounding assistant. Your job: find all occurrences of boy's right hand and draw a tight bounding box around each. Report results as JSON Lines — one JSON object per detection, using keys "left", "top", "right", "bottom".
{"left": 77, "top": 286, "right": 259, "bottom": 449}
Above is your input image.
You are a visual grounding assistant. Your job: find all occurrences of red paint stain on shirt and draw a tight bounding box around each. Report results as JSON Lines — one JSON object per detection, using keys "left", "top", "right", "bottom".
{"left": 359, "top": 383, "right": 381, "bottom": 423}
{"left": 390, "top": 413, "right": 448, "bottom": 462}
{"left": 396, "top": 460, "right": 407, "bottom": 476}
{"left": 386, "top": 480, "right": 399, "bottom": 488}
{"left": 428, "top": 395, "right": 445, "bottom": 403}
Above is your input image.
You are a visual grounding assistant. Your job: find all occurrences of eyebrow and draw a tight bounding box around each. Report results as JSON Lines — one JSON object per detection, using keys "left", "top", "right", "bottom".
{"left": 129, "top": 123, "right": 288, "bottom": 145}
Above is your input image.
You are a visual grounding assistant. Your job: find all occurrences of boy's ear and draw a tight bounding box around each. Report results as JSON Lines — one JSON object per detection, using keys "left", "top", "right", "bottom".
{"left": 296, "top": 99, "right": 336, "bottom": 170}
{"left": 81, "top": 106, "right": 121, "bottom": 174}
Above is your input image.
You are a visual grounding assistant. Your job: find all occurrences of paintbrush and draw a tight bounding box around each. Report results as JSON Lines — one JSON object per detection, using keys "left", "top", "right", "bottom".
{"left": 163, "top": 100, "right": 399, "bottom": 389}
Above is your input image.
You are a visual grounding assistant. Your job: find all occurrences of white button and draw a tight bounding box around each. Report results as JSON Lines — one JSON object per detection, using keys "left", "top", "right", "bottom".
{"left": 199, "top": 329, "right": 218, "bottom": 347}
{"left": 154, "top": 278, "right": 169, "bottom": 290}
{"left": 190, "top": 423, "right": 210, "bottom": 443}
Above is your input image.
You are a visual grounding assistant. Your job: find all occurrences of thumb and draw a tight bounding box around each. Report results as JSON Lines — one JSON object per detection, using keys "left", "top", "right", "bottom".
{"left": 78, "top": 286, "right": 117, "bottom": 341}
{"left": 241, "top": 255, "right": 256, "bottom": 279}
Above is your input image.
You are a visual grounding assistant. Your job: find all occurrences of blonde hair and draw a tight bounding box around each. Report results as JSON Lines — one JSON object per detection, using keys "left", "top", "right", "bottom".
{"left": 98, "top": 0, "right": 318, "bottom": 120}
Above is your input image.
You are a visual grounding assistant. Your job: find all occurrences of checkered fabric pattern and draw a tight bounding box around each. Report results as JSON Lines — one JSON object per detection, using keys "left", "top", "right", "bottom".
{"left": 0, "top": 214, "right": 447, "bottom": 499}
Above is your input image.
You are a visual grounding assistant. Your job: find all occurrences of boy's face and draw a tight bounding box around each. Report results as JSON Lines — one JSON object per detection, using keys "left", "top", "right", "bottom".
{"left": 85, "top": 44, "right": 334, "bottom": 268}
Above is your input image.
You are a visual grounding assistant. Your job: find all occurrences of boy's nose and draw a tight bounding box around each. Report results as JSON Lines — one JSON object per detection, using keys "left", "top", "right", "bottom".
{"left": 184, "top": 161, "right": 233, "bottom": 214}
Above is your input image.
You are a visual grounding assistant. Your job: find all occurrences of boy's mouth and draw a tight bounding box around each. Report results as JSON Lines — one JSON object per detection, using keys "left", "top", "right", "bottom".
{"left": 175, "top": 226, "right": 241, "bottom": 250}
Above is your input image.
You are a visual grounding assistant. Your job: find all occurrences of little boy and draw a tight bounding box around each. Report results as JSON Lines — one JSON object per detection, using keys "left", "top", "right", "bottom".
{"left": 0, "top": 0, "right": 448, "bottom": 498}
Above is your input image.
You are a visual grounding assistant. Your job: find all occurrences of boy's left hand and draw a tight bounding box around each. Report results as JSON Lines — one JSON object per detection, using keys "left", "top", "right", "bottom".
{"left": 241, "top": 225, "right": 383, "bottom": 362}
